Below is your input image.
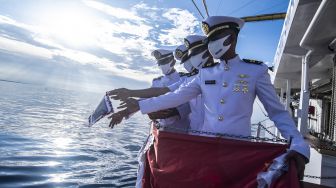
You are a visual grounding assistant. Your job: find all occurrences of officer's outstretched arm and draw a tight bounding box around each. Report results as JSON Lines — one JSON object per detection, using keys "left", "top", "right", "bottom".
{"left": 108, "top": 109, "right": 129, "bottom": 128}
{"left": 107, "top": 87, "right": 170, "bottom": 100}
{"left": 117, "top": 77, "right": 200, "bottom": 115}
{"left": 255, "top": 66, "right": 310, "bottom": 160}
{"left": 139, "top": 76, "right": 201, "bottom": 114}
{"left": 108, "top": 77, "right": 186, "bottom": 100}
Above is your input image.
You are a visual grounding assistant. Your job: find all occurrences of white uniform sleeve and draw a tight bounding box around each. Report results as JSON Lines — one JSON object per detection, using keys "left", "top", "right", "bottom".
{"left": 151, "top": 77, "right": 165, "bottom": 88}
{"left": 176, "top": 103, "right": 191, "bottom": 119}
{"left": 256, "top": 66, "right": 310, "bottom": 161}
{"left": 127, "top": 78, "right": 158, "bottom": 120}
{"left": 139, "top": 76, "right": 202, "bottom": 114}
{"left": 168, "top": 79, "right": 184, "bottom": 91}
{"left": 151, "top": 79, "right": 158, "bottom": 87}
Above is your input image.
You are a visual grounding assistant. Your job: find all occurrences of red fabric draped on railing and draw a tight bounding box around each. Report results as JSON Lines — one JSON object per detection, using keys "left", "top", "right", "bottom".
{"left": 142, "top": 128, "right": 300, "bottom": 188}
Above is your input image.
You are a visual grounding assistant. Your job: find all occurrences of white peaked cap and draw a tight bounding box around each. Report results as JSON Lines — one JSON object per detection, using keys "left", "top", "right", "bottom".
{"left": 201, "top": 16, "right": 244, "bottom": 37}
{"left": 174, "top": 44, "right": 188, "bottom": 61}
{"left": 151, "top": 49, "right": 173, "bottom": 60}
{"left": 184, "top": 35, "right": 206, "bottom": 50}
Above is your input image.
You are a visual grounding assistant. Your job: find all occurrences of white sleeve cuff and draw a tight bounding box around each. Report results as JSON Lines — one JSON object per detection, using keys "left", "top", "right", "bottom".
{"left": 139, "top": 99, "right": 154, "bottom": 114}
{"left": 168, "top": 84, "right": 177, "bottom": 92}
{"left": 289, "top": 138, "right": 310, "bottom": 162}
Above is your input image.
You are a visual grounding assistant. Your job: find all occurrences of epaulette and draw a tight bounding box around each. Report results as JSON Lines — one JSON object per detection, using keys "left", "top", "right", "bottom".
{"left": 153, "top": 76, "right": 163, "bottom": 81}
{"left": 179, "top": 72, "right": 188, "bottom": 77}
{"left": 202, "top": 62, "right": 219, "bottom": 68}
{"left": 187, "top": 69, "right": 199, "bottom": 77}
{"left": 243, "top": 59, "right": 263, "bottom": 65}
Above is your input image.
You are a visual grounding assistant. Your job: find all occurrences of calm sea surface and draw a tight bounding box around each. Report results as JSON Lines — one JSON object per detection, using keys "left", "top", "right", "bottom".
{"left": 0, "top": 81, "right": 265, "bottom": 188}
{"left": 0, "top": 81, "right": 149, "bottom": 188}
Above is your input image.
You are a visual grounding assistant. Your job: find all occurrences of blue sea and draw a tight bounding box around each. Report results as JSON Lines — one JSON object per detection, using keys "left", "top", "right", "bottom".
{"left": 0, "top": 80, "right": 266, "bottom": 188}
{"left": 0, "top": 81, "right": 149, "bottom": 187}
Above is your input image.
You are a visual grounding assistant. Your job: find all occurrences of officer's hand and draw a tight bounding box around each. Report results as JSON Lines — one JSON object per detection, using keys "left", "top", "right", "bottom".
{"left": 148, "top": 108, "right": 179, "bottom": 120}
{"left": 107, "top": 88, "right": 131, "bottom": 101}
{"left": 117, "top": 98, "right": 140, "bottom": 114}
{"left": 108, "top": 110, "right": 128, "bottom": 128}
{"left": 285, "top": 150, "right": 307, "bottom": 180}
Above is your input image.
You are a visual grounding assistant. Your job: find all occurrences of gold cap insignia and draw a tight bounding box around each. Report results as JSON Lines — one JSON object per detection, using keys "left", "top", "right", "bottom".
{"left": 201, "top": 22, "right": 210, "bottom": 35}
{"left": 184, "top": 39, "right": 190, "bottom": 49}
{"left": 175, "top": 49, "right": 183, "bottom": 59}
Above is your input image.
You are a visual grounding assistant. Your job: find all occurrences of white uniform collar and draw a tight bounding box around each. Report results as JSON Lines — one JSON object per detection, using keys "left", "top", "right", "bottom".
{"left": 165, "top": 69, "right": 178, "bottom": 79}
{"left": 219, "top": 55, "right": 241, "bottom": 65}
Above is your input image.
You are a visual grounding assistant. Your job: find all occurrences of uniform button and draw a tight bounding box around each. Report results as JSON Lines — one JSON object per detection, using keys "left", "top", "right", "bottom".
{"left": 220, "top": 99, "right": 225, "bottom": 104}
{"left": 224, "top": 66, "right": 230, "bottom": 71}
{"left": 222, "top": 82, "right": 228, "bottom": 87}
{"left": 218, "top": 116, "right": 224, "bottom": 121}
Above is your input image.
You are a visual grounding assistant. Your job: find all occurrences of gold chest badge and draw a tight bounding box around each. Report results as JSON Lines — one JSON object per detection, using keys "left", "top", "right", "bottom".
{"left": 239, "top": 74, "right": 249, "bottom": 78}
{"left": 233, "top": 74, "right": 249, "bottom": 93}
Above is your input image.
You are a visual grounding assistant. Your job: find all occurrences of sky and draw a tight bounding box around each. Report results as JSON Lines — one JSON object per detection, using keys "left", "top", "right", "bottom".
{"left": 0, "top": 0, "right": 290, "bottom": 93}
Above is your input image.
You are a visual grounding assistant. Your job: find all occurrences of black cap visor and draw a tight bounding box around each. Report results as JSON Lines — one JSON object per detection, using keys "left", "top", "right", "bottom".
{"left": 189, "top": 44, "right": 208, "bottom": 57}
{"left": 157, "top": 55, "right": 174, "bottom": 65}
{"left": 180, "top": 53, "right": 190, "bottom": 64}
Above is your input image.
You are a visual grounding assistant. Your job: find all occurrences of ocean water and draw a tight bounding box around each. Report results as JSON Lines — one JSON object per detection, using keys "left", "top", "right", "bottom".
{"left": 0, "top": 81, "right": 268, "bottom": 188}
{"left": 0, "top": 81, "right": 149, "bottom": 188}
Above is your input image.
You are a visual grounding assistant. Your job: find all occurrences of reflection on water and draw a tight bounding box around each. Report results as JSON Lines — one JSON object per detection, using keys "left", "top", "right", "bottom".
{"left": 0, "top": 81, "right": 149, "bottom": 187}
{"left": 53, "top": 137, "right": 72, "bottom": 149}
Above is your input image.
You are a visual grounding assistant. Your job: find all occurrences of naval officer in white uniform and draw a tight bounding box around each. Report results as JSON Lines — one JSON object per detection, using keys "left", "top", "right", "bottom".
{"left": 109, "top": 36, "right": 213, "bottom": 131}
{"left": 109, "top": 49, "right": 191, "bottom": 188}
{"left": 168, "top": 35, "right": 215, "bottom": 131}
{"left": 116, "top": 16, "right": 310, "bottom": 180}
{"left": 142, "top": 49, "right": 191, "bottom": 130}
{"left": 111, "top": 49, "right": 191, "bottom": 127}
{"left": 107, "top": 49, "right": 190, "bottom": 128}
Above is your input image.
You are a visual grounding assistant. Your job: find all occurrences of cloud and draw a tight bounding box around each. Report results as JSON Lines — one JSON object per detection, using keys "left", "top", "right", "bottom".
{"left": 158, "top": 8, "right": 199, "bottom": 46}
{"left": 83, "top": 0, "right": 144, "bottom": 21}
{"left": 52, "top": 48, "right": 157, "bottom": 82}
{"left": 0, "top": 15, "right": 57, "bottom": 50}
{"left": 0, "top": 36, "right": 53, "bottom": 59}
{"left": 0, "top": 35, "right": 156, "bottom": 83}
{"left": 0, "top": 15, "right": 33, "bottom": 31}
{"left": 0, "top": 1, "right": 201, "bottom": 88}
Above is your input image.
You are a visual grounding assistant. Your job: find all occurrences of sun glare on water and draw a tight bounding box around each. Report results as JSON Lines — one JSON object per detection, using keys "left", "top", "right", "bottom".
{"left": 53, "top": 137, "right": 72, "bottom": 149}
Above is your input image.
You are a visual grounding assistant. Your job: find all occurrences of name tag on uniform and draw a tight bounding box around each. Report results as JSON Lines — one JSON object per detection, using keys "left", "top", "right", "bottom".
{"left": 205, "top": 80, "right": 216, "bottom": 85}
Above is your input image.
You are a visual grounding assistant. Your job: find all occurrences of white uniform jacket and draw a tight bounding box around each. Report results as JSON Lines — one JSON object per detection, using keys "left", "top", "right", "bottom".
{"left": 168, "top": 72, "right": 204, "bottom": 131}
{"left": 150, "top": 70, "right": 190, "bottom": 129}
{"left": 135, "top": 71, "right": 190, "bottom": 188}
{"left": 140, "top": 55, "right": 310, "bottom": 160}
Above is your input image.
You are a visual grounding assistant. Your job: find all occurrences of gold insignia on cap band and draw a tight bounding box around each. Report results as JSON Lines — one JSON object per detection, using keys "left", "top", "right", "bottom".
{"left": 188, "top": 43, "right": 204, "bottom": 53}
{"left": 175, "top": 49, "right": 183, "bottom": 58}
{"left": 180, "top": 53, "right": 188, "bottom": 59}
{"left": 201, "top": 22, "right": 210, "bottom": 35}
{"left": 206, "top": 25, "right": 230, "bottom": 37}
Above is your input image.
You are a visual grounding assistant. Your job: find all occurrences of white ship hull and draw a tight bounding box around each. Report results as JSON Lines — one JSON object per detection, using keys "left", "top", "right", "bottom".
{"left": 271, "top": 0, "right": 336, "bottom": 187}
